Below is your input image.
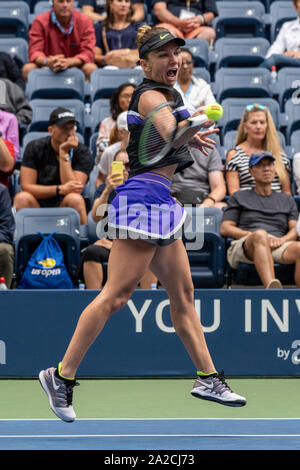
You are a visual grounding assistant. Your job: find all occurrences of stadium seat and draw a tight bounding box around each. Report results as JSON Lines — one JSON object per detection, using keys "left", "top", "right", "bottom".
{"left": 213, "top": 1, "right": 265, "bottom": 39}
{"left": 20, "top": 131, "right": 84, "bottom": 159}
{"left": 26, "top": 68, "right": 85, "bottom": 100}
{"left": 223, "top": 128, "right": 287, "bottom": 156}
{"left": 269, "top": 1, "right": 297, "bottom": 41}
{"left": 184, "top": 38, "right": 210, "bottom": 69}
{"left": 90, "top": 69, "right": 143, "bottom": 101}
{"left": 91, "top": 99, "right": 111, "bottom": 132}
{"left": 277, "top": 68, "right": 300, "bottom": 112}
{"left": 89, "top": 132, "right": 99, "bottom": 161}
{"left": 193, "top": 67, "right": 211, "bottom": 83}
{"left": 0, "top": 37, "right": 28, "bottom": 64}
{"left": 218, "top": 97, "right": 281, "bottom": 133}
{"left": 28, "top": 99, "right": 86, "bottom": 134}
{"left": 284, "top": 99, "right": 300, "bottom": 143}
{"left": 182, "top": 207, "right": 226, "bottom": 288}
{"left": 214, "top": 67, "right": 272, "bottom": 102}
{"left": 214, "top": 37, "right": 270, "bottom": 69}
{"left": 14, "top": 208, "right": 82, "bottom": 284}
{"left": 0, "top": 2, "right": 29, "bottom": 40}
{"left": 290, "top": 130, "right": 300, "bottom": 156}
{"left": 227, "top": 260, "right": 295, "bottom": 287}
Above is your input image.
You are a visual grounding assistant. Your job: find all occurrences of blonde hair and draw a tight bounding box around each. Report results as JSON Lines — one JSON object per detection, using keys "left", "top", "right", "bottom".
{"left": 236, "top": 104, "right": 286, "bottom": 183}
{"left": 136, "top": 25, "right": 171, "bottom": 58}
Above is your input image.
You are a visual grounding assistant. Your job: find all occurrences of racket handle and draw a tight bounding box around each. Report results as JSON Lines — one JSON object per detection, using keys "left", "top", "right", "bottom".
{"left": 173, "top": 115, "right": 215, "bottom": 148}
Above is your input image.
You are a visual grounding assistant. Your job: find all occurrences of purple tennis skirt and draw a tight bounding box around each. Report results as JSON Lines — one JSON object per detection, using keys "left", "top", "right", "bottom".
{"left": 107, "top": 172, "right": 186, "bottom": 246}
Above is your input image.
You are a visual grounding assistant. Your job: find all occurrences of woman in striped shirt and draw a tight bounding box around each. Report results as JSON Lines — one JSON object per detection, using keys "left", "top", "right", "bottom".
{"left": 225, "top": 104, "right": 291, "bottom": 195}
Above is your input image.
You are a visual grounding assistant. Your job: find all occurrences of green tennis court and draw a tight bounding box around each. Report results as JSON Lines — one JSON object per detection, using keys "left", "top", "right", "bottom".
{"left": 0, "top": 378, "right": 299, "bottom": 419}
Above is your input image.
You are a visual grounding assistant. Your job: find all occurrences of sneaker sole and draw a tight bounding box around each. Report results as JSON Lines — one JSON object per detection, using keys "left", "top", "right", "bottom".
{"left": 191, "top": 391, "right": 246, "bottom": 407}
{"left": 38, "top": 370, "right": 75, "bottom": 422}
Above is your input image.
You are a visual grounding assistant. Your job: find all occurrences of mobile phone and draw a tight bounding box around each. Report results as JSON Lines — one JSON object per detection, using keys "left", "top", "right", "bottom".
{"left": 111, "top": 161, "right": 124, "bottom": 185}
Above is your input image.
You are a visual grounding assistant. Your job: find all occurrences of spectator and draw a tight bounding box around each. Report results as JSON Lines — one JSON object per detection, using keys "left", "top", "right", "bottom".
{"left": 13, "top": 107, "right": 93, "bottom": 225}
{"left": 174, "top": 48, "right": 216, "bottom": 111}
{"left": 95, "top": 83, "right": 135, "bottom": 162}
{"left": 0, "top": 78, "right": 32, "bottom": 127}
{"left": 22, "top": 0, "right": 97, "bottom": 81}
{"left": 94, "top": 0, "right": 144, "bottom": 68}
{"left": 96, "top": 111, "right": 130, "bottom": 187}
{"left": 226, "top": 104, "right": 291, "bottom": 195}
{"left": 171, "top": 146, "right": 226, "bottom": 208}
{"left": 152, "top": 0, "right": 218, "bottom": 43}
{"left": 79, "top": 0, "right": 145, "bottom": 22}
{"left": 0, "top": 184, "right": 15, "bottom": 288}
{"left": 80, "top": 149, "right": 157, "bottom": 288}
{"left": 0, "top": 51, "right": 25, "bottom": 90}
{"left": 0, "top": 133, "right": 15, "bottom": 189}
{"left": 259, "top": 0, "right": 300, "bottom": 71}
{"left": 221, "top": 152, "right": 300, "bottom": 289}
{"left": 0, "top": 110, "right": 19, "bottom": 161}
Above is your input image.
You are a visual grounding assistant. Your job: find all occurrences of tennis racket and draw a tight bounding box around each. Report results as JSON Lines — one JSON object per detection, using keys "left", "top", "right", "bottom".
{"left": 138, "top": 101, "right": 216, "bottom": 166}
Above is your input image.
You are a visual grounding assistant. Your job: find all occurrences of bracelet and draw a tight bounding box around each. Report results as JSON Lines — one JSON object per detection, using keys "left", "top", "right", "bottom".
{"left": 207, "top": 196, "right": 216, "bottom": 203}
{"left": 198, "top": 14, "right": 205, "bottom": 24}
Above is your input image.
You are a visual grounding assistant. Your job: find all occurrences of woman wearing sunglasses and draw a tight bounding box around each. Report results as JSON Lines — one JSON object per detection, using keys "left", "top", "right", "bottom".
{"left": 225, "top": 104, "right": 291, "bottom": 195}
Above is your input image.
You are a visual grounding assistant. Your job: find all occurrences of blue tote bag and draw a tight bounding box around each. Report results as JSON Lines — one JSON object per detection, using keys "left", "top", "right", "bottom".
{"left": 18, "top": 232, "right": 74, "bottom": 289}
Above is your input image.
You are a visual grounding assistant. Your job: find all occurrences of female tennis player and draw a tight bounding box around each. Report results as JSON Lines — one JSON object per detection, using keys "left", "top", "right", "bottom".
{"left": 39, "top": 25, "right": 246, "bottom": 422}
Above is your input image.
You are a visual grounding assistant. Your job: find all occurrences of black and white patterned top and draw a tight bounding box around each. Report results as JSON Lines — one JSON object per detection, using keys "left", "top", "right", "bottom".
{"left": 225, "top": 145, "right": 290, "bottom": 192}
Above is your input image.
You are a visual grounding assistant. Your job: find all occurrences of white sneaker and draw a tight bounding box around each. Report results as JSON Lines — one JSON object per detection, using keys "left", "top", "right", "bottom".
{"left": 190, "top": 371, "right": 246, "bottom": 407}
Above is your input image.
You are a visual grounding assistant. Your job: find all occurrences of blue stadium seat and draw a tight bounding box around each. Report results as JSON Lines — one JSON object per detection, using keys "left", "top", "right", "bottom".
{"left": 223, "top": 128, "right": 287, "bottom": 155}
{"left": 269, "top": 1, "right": 297, "bottom": 41}
{"left": 214, "top": 37, "right": 270, "bottom": 69}
{"left": 182, "top": 207, "right": 226, "bottom": 288}
{"left": 0, "top": 37, "right": 28, "bottom": 64}
{"left": 28, "top": 99, "right": 86, "bottom": 134}
{"left": 26, "top": 68, "right": 86, "bottom": 100}
{"left": 184, "top": 38, "right": 210, "bottom": 69}
{"left": 214, "top": 1, "right": 265, "bottom": 39}
{"left": 227, "top": 259, "right": 295, "bottom": 287}
{"left": 89, "top": 132, "right": 99, "bottom": 161}
{"left": 91, "top": 98, "right": 111, "bottom": 132}
{"left": 90, "top": 69, "right": 143, "bottom": 101}
{"left": 218, "top": 97, "right": 281, "bottom": 134}
{"left": 277, "top": 68, "right": 300, "bottom": 112}
{"left": 193, "top": 67, "right": 211, "bottom": 83}
{"left": 214, "top": 67, "right": 272, "bottom": 102}
{"left": 21, "top": 131, "right": 84, "bottom": 159}
{"left": 0, "top": 2, "right": 29, "bottom": 39}
{"left": 14, "top": 208, "right": 82, "bottom": 284}
{"left": 284, "top": 99, "right": 300, "bottom": 144}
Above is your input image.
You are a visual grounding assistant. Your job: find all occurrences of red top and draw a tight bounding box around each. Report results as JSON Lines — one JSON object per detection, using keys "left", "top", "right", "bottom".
{"left": 28, "top": 10, "right": 96, "bottom": 64}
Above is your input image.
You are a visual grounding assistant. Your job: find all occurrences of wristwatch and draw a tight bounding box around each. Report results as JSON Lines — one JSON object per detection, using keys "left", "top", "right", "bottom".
{"left": 61, "top": 154, "right": 70, "bottom": 161}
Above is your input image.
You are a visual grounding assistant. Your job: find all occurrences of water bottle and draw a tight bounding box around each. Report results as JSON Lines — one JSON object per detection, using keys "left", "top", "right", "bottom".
{"left": 151, "top": 283, "right": 157, "bottom": 290}
{"left": 0, "top": 277, "right": 8, "bottom": 290}
{"left": 85, "top": 103, "right": 91, "bottom": 115}
{"left": 271, "top": 65, "right": 277, "bottom": 83}
{"left": 79, "top": 282, "right": 85, "bottom": 290}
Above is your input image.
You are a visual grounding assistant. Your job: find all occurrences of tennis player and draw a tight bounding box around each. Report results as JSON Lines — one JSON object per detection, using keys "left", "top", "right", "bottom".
{"left": 39, "top": 25, "right": 246, "bottom": 422}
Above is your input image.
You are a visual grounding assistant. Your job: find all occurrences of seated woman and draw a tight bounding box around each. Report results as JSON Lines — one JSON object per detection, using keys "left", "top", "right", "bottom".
{"left": 226, "top": 104, "right": 291, "bottom": 195}
{"left": 94, "top": 0, "right": 144, "bottom": 68}
{"left": 79, "top": 149, "right": 157, "bottom": 289}
{"left": 95, "top": 82, "right": 135, "bottom": 163}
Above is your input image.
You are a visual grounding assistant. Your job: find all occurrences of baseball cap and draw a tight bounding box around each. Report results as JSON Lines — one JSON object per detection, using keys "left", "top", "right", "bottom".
{"left": 117, "top": 111, "right": 128, "bottom": 131}
{"left": 138, "top": 31, "right": 185, "bottom": 60}
{"left": 249, "top": 151, "right": 275, "bottom": 168}
{"left": 49, "top": 107, "right": 77, "bottom": 126}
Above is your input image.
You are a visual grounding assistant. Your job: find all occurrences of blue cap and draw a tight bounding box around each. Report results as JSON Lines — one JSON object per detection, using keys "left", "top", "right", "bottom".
{"left": 249, "top": 151, "right": 275, "bottom": 168}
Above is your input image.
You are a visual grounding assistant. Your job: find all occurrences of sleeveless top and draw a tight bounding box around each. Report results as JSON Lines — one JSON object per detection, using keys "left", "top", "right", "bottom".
{"left": 127, "top": 78, "right": 194, "bottom": 178}
{"left": 226, "top": 145, "right": 291, "bottom": 192}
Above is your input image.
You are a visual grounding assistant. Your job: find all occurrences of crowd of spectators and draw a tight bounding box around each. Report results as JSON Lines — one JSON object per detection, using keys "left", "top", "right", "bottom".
{"left": 1, "top": 0, "right": 300, "bottom": 289}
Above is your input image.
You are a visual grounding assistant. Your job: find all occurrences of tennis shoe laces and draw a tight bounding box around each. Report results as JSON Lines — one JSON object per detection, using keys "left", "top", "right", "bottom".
{"left": 190, "top": 371, "right": 246, "bottom": 407}
{"left": 39, "top": 367, "right": 79, "bottom": 422}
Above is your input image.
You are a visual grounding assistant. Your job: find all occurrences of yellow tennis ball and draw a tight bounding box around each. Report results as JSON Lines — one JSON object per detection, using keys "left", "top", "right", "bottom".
{"left": 205, "top": 103, "right": 223, "bottom": 121}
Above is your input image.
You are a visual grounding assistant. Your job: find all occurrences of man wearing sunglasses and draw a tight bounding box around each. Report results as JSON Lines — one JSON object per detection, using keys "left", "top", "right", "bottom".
{"left": 259, "top": 0, "right": 300, "bottom": 71}
{"left": 221, "top": 151, "right": 300, "bottom": 289}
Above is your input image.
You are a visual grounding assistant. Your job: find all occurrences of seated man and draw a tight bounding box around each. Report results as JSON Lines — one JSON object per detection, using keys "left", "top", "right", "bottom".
{"left": 0, "top": 184, "right": 15, "bottom": 288}
{"left": 80, "top": 149, "right": 157, "bottom": 289}
{"left": 152, "top": 0, "right": 218, "bottom": 43}
{"left": 171, "top": 146, "right": 226, "bottom": 208}
{"left": 14, "top": 107, "right": 93, "bottom": 225}
{"left": 23, "top": 0, "right": 97, "bottom": 81}
{"left": 220, "top": 152, "right": 300, "bottom": 289}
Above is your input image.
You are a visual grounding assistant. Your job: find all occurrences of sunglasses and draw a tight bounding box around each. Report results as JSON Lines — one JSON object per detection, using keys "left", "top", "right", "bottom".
{"left": 246, "top": 104, "right": 266, "bottom": 111}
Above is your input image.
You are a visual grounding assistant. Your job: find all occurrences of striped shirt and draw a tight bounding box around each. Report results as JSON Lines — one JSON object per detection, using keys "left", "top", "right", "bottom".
{"left": 225, "top": 145, "right": 290, "bottom": 192}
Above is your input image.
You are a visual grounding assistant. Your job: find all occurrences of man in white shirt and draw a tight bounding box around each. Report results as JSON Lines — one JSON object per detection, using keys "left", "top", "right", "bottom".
{"left": 259, "top": 0, "right": 300, "bottom": 70}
